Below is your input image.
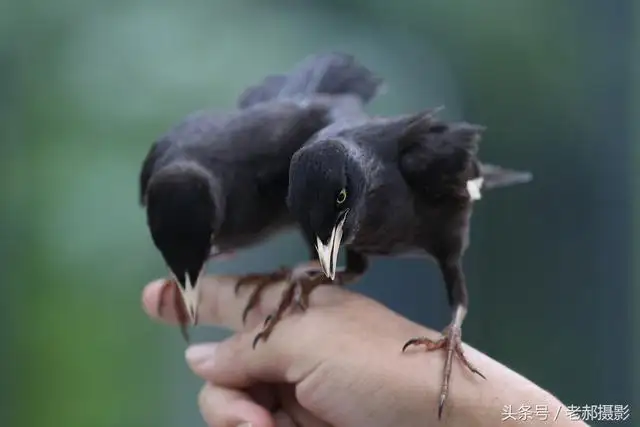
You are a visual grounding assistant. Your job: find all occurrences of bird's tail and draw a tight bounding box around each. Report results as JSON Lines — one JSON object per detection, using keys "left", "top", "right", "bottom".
{"left": 237, "top": 52, "right": 384, "bottom": 109}
{"left": 480, "top": 163, "right": 533, "bottom": 190}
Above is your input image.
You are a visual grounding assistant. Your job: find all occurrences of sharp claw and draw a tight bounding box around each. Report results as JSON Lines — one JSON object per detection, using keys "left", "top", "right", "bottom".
{"left": 241, "top": 285, "right": 266, "bottom": 324}
{"left": 401, "top": 327, "right": 484, "bottom": 419}
{"left": 402, "top": 339, "right": 419, "bottom": 352}
{"left": 251, "top": 272, "right": 326, "bottom": 350}
{"left": 464, "top": 362, "right": 486, "bottom": 380}
{"left": 235, "top": 275, "right": 257, "bottom": 295}
{"left": 402, "top": 337, "right": 442, "bottom": 352}
{"left": 453, "top": 338, "right": 486, "bottom": 380}
{"left": 252, "top": 332, "right": 263, "bottom": 349}
{"left": 438, "top": 394, "right": 446, "bottom": 419}
{"left": 252, "top": 314, "right": 274, "bottom": 349}
{"left": 235, "top": 270, "right": 288, "bottom": 322}
{"left": 247, "top": 266, "right": 332, "bottom": 351}
{"left": 234, "top": 276, "right": 253, "bottom": 295}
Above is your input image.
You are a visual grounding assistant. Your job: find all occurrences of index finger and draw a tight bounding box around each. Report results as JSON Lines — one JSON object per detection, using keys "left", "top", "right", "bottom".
{"left": 141, "top": 273, "right": 348, "bottom": 332}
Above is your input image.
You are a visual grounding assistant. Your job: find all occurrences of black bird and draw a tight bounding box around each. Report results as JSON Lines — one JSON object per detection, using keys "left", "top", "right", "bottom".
{"left": 286, "top": 108, "right": 532, "bottom": 418}
{"left": 139, "top": 52, "right": 383, "bottom": 340}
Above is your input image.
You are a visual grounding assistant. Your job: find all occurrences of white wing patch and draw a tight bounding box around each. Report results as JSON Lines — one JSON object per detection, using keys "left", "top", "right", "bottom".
{"left": 466, "top": 177, "right": 484, "bottom": 201}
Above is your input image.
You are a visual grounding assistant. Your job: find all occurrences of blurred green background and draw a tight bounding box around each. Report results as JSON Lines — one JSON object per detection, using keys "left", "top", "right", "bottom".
{"left": 1, "top": 0, "right": 636, "bottom": 426}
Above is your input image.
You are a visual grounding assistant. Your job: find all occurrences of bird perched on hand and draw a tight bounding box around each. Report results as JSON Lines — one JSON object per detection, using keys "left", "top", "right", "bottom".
{"left": 139, "top": 52, "right": 383, "bottom": 341}
{"left": 286, "top": 108, "right": 532, "bottom": 418}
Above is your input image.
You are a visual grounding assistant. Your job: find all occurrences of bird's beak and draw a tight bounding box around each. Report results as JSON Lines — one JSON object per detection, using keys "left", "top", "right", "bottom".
{"left": 315, "top": 209, "right": 349, "bottom": 281}
{"left": 175, "top": 271, "right": 202, "bottom": 325}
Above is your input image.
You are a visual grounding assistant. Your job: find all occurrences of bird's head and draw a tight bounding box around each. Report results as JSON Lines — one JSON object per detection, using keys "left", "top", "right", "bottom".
{"left": 144, "top": 162, "right": 219, "bottom": 325}
{"left": 287, "top": 141, "right": 366, "bottom": 280}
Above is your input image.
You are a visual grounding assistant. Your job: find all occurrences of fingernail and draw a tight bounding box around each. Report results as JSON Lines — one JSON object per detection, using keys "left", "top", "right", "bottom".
{"left": 185, "top": 343, "right": 218, "bottom": 367}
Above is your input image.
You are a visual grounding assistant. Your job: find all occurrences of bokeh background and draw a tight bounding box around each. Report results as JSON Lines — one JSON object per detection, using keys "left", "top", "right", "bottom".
{"left": 1, "top": 0, "right": 636, "bottom": 426}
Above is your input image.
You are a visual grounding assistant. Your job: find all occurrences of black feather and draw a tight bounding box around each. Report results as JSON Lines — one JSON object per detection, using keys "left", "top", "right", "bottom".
{"left": 287, "top": 97, "right": 531, "bottom": 419}
{"left": 237, "top": 52, "right": 383, "bottom": 109}
{"left": 140, "top": 52, "right": 384, "bottom": 299}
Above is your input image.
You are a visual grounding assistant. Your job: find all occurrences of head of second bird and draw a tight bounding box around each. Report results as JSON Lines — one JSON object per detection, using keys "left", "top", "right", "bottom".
{"left": 145, "top": 163, "right": 218, "bottom": 325}
{"left": 287, "top": 141, "right": 366, "bottom": 280}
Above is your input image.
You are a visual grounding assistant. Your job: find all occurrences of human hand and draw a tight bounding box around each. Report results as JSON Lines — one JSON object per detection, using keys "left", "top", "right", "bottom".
{"left": 142, "top": 274, "right": 585, "bottom": 427}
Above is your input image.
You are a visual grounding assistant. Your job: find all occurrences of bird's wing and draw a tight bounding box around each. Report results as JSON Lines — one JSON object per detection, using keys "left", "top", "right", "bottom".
{"left": 397, "top": 113, "right": 483, "bottom": 201}
{"left": 202, "top": 102, "right": 326, "bottom": 162}
{"left": 237, "top": 75, "right": 289, "bottom": 109}
{"left": 237, "top": 52, "right": 384, "bottom": 109}
{"left": 141, "top": 103, "right": 324, "bottom": 201}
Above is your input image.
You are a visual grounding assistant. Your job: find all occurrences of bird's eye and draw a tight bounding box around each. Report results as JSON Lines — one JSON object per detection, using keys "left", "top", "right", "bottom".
{"left": 336, "top": 188, "right": 347, "bottom": 204}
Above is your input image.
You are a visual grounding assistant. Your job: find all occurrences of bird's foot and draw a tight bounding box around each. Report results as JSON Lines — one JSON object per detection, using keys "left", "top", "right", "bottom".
{"left": 402, "top": 325, "right": 485, "bottom": 419}
{"left": 235, "top": 262, "right": 326, "bottom": 324}
{"left": 157, "top": 278, "right": 191, "bottom": 342}
{"left": 234, "top": 266, "right": 291, "bottom": 324}
{"left": 251, "top": 265, "right": 330, "bottom": 349}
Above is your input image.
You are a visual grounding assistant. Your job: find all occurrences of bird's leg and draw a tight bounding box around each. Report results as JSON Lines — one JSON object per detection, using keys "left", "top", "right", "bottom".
{"left": 157, "top": 278, "right": 191, "bottom": 342}
{"left": 252, "top": 250, "right": 368, "bottom": 347}
{"left": 290, "top": 263, "right": 328, "bottom": 311}
{"left": 234, "top": 266, "right": 297, "bottom": 324}
{"left": 235, "top": 241, "right": 367, "bottom": 324}
{"left": 402, "top": 260, "right": 485, "bottom": 419}
{"left": 402, "top": 305, "right": 485, "bottom": 417}
{"left": 252, "top": 267, "right": 329, "bottom": 348}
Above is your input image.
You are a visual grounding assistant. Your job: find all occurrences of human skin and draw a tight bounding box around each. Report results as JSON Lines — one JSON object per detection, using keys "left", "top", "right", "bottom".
{"left": 142, "top": 275, "right": 587, "bottom": 427}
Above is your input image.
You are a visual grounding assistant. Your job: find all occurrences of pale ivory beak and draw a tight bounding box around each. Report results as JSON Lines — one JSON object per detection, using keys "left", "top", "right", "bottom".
{"left": 175, "top": 271, "right": 203, "bottom": 325}
{"left": 315, "top": 209, "right": 349, "bottom": 281}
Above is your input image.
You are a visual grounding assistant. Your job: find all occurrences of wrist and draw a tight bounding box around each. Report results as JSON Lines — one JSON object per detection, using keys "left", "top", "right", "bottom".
{"left": 386, "top": 331, "right": 586, "bottom": 427}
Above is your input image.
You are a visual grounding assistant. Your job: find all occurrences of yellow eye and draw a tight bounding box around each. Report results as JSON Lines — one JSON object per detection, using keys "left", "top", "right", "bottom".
{"left": 336, "top": 188, "right": 347, "bottom": 204}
